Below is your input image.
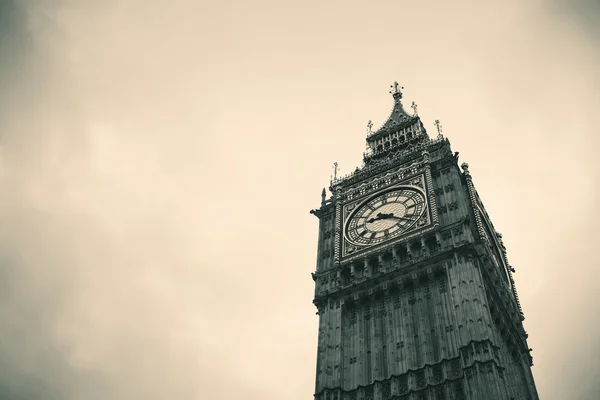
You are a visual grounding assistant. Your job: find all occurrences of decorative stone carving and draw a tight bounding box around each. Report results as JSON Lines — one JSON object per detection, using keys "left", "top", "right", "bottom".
{"left": 416, "top": 370, "right": 426, "bottom": 388}
{"left": 434, "top": 387, "right": 446, "bottom": 400}
{"left": 433, "top": 364, "right": 444, "bottom": 383}
{"left": 448, "top": 359, "right": 462, "bottom": 379}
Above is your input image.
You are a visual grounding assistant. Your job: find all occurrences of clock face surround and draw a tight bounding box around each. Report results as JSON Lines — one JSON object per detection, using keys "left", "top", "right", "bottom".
{"left": 344, "top": 186, "right": 427, "bottom": 247}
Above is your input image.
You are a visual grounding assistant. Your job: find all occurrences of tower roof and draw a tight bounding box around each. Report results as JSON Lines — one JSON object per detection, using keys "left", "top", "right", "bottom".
{"left": 329, "top": 82, "right": 440, "bottom": 189}
{"left": 363, "top": 82, "right": 429, "bottom": 162}
{"left": 368, "top": 82, "right": 417, "bottom": 141}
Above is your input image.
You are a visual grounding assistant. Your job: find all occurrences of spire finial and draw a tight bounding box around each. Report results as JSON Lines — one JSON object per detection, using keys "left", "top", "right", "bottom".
{"left": 333, "top": 162, "right": 339, "bottom": 181}
{"left": 321, "top": 188, "right": 326, "bottom": 206}
{"left": 389, "top": 81, "right": 403, "bottom": 99}
{"left": 367, "top": 120, "right": 373, "bottom": 134}
{"left": 434, "top": 119, "right": 443, "bottom": 139}
{"left": 411, "top": 101, "right": 418, "bottom": 116}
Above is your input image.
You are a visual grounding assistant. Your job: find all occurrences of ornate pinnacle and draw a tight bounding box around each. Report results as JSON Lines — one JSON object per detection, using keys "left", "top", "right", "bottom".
{"left": 389, "top": 81, "right": 403, "bottom": 99}
{"left": 411, "top": 101, "right": 418, "bottom": 116}
{"left": 461, "top": 162, "right": 470, "bottom": 175}
{"left": 367, "top": 120, "right": 373, "bottom": 134}
{"left": 434, "top": 119, "right": 443, "bottom": 139}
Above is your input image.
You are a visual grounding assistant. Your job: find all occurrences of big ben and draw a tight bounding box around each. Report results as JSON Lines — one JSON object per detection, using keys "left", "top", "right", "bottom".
{"left": 310, "top": 83, "right": 539, "bottom": 400}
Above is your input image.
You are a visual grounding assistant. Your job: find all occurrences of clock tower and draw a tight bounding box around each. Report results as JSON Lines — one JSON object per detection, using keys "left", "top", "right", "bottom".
{"left": 309, "top": 83, "right": 539, "bottom": 400}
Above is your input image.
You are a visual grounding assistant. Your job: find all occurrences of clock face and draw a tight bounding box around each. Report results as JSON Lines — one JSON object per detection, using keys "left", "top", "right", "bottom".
{"left": 345, "top": 187, "right": 426, "bottom": 246}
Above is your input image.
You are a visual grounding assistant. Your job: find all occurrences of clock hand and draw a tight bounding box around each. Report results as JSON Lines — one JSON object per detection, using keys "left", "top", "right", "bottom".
{"left": 367, "top": 213, "right": 394, "bottom": 223}
{"left": 367, "top": 214, "right": 387, "bottom": 223}
{"left": 388, "top": 215, "right": 411, "bottom": 221}
{"left": 368, "top": 212, "right": 397, "bottom": 223}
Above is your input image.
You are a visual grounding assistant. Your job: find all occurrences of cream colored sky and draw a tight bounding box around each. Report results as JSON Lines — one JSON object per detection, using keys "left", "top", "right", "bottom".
{"left": 0, "top": 0, "right": 598, "bottom": 399}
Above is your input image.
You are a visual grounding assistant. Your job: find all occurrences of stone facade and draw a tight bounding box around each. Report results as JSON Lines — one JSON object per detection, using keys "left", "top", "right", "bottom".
{"left": 309, "top": 84, "right": 539, "bottom": 400}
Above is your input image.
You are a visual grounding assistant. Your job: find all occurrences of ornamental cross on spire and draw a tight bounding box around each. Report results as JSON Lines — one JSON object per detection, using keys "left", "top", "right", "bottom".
{"left": 434, "top": 119, "right": 443, "bottom": 138}
{"left": 389, "top": 81, "right": 403, "bottom": 98}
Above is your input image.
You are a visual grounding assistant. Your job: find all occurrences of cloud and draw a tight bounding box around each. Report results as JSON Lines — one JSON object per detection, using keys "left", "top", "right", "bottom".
{"left": 0, "top": 2, "right": 249, "bottom": 398}
{"left": 0, "top": 1, "right": 76, "bottom": 398}
{"left": 548, "top": 0, "right": 600, "bottom": 42}
{"left": 0, "top": 1, "right": 598, "bottom": 399}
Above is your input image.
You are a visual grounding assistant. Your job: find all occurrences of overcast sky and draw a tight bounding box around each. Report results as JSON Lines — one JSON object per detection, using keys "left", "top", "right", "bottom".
{"left": 0, "top": 0, "right": 598, "bottom": 399}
